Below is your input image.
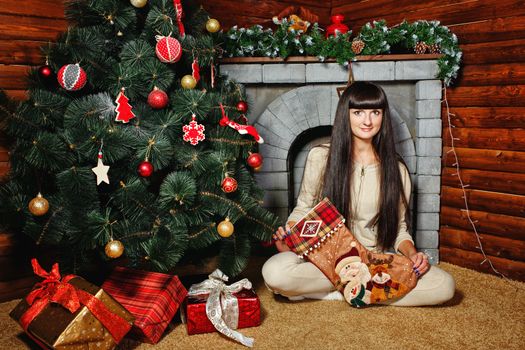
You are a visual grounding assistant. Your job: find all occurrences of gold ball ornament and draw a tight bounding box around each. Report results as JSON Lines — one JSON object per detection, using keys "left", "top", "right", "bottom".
{"left": 206, "top": 18, "right": 221, "bottom": 33}
{"left": 217, "top": 218, "right": 234, "bottom": 238}
{"left": 28, "top": 193, "right": 49, "bottom": 216}
{"left": 181, "top": 75, "right": 197, "bottom": 89}
{"left": 130, "top": 0, "right": 148, "bottom": 8}
{"left": 105, "top": 239, "right": 124, "bottom": 258}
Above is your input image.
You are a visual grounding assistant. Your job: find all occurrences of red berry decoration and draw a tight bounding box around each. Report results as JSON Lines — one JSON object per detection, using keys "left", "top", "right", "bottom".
{"left": 57, "top": 64, "right": 87, "bottom": 91}
{"left": 147, "top": 87, "right": 169, "bottom": 109}
{"left": 247, "top": 152, "right": 263, "bottom": 168}
{"left": 38, "top": 65, "right": 53, "bottom": 79}
{"left": 236, "top": 100, "right": 248, "bottom": 114}
{"left": 155, "top": 35, "right": 182, "bottom": 63}
{"left": 137, "top": 160, "right": 154, "bottom": 177}
{"left": 221, "top": 177, "right": 238, "bottom": 193}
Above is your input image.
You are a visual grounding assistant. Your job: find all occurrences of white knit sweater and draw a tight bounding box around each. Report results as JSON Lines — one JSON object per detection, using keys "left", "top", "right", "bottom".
{"left": 287, "top": 144, "right": 414, "bottom": 253}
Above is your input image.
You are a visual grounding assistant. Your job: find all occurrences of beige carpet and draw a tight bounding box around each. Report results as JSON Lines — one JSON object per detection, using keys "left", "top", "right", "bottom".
{"left": 1, "top": 262, "right": 524, "bottom": 350}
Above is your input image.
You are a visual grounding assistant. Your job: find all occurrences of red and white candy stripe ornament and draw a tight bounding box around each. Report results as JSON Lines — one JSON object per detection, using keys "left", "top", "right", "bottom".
{"left": 155, "top": 35, "right": 182, "bottom": 63}
{"left": 57, "top": 64, "right": 87, "bottom": 91}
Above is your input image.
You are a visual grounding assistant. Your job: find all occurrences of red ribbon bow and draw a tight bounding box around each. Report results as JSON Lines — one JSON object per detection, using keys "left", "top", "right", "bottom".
{"left": 19, "top": 259, "right": 130, "bottom": 346}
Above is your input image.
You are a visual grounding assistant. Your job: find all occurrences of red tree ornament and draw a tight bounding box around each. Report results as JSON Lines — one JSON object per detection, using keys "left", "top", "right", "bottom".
{"left": 236, "top": 100, "right": 248, "bottom": 114}
{"left": 155, "top": 35, "right": 182, "bottom": 63}
{"left": 38, "top": 65, "right": 53, "bottom": 79}
{"left": 247, "top": 152, "right": 263, "bottom": 168}
{"left": 326, "top": 14, "right": 349, "bottom": 38}
{"left": 221, "top": 177, "right": 238, "bottom": 193}
{"left": 115, "top": 88, "right": 136, "bottom": 123}
{"left": 182, "top": 114, "right": 205, "bottom": 145}
{"left": 137, "top": 160, "right": 154, "bottom": 177}
{"left": 57, "top": 64, "right": 87, "bottom": 91}
{"left": 192, "top": 58, "right": 200, "bottom": 82}
{"left": 147, "top": 87, "right": 169, "bottom": 109}
{"left": 173, "top": 0, "right": 186, "bottom": 37}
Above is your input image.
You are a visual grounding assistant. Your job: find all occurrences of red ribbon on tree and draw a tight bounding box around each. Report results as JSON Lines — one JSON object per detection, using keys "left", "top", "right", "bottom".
{"left": 19, "top": 259, "right": 131, "bottom": 345}
{"left": 173, "top": 0, "right": 185, "bottom": 37}
{"left": 192, "top": 58, "right": 200, "bottom": 82}
{"left": 219, "top": 103, "right": 264, "bottom": 144}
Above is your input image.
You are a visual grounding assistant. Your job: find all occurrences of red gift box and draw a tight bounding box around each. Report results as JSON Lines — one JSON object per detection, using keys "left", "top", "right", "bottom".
{"left": 185, "top": 288, "right": 260, "bottom": 335}
{"left": 102, "top": 266, "right": 187, "bottom": 344}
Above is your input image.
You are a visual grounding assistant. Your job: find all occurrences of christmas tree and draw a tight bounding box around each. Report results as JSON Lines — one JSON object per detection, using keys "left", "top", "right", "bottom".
{"left": 0, "top": 0, "right": 278, "bottom": 277}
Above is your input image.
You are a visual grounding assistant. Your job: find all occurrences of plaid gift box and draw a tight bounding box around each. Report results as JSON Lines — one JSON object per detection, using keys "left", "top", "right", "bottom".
{"left": 102, "top": 267, "right": 187, "bottom": 344}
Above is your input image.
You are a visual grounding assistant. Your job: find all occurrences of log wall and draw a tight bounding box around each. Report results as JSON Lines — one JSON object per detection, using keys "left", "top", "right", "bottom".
{"left": 0, "top": 0, "right": 66, "bottom": 301}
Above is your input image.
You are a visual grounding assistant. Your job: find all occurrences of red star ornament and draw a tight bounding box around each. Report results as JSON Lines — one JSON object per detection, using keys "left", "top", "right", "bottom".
{"left": 182, "top": 114, "right": 205, "bottom": 145}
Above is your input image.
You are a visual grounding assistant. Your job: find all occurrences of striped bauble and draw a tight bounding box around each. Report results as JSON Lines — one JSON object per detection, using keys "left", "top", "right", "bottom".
{"left": 155, "top": 35, "right": 182, "bottom": 63}
{"left": 57, "top": 64, "right": 87, "bottom": 91}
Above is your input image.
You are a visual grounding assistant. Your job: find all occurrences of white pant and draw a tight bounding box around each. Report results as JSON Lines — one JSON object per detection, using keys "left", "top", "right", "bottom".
{"left": 262, "top": 251, "right": 456, "bottom": 306}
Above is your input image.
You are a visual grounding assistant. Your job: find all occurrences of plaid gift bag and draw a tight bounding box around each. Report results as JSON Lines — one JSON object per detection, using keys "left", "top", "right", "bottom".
{"left": 285, "top": 198, "right": 418, "bottom": 307}
{"left": 102, "top": 267, "right": 187, "bottom": 344}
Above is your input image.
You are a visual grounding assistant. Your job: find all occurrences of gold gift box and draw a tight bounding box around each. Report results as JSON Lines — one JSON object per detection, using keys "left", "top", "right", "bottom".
{"left": 10, "top": 276, "right": 134, "bottom": 350}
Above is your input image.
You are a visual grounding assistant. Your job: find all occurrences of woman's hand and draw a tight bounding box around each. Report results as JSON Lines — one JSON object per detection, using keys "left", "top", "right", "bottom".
{"left": 410, "top": 252, "right": 430, "bottom": 278}
{"left": 272, "top": 224, "right": 291, "bottom": 252}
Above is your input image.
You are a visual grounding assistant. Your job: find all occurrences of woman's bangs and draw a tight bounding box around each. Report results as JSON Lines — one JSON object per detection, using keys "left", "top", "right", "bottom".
{"left": 347, "top": 84, "right": 387, "bottom": 110}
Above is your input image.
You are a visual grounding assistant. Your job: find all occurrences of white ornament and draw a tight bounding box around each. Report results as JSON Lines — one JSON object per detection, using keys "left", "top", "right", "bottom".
{"left": 92, "top": 157, "right": 110, "bottom": 185}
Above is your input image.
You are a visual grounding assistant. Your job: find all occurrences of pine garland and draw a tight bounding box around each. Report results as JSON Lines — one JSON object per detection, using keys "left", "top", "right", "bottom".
{"left": 223, "top": 19, "right": 462, "bottom": 86}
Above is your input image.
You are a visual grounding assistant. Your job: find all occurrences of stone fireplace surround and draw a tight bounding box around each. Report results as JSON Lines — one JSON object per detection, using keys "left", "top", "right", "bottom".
{"left": 220, "top": 57, "right": 443, "bottom": 263}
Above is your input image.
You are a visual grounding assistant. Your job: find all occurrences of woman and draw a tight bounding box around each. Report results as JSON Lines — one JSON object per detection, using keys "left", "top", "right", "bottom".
{"left": 262, "top": 81, "right": 455, "bottom": 306}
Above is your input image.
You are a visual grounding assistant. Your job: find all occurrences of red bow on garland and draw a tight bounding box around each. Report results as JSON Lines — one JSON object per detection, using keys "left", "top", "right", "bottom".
{"left": 20, "top": 259, "right": 130, "bottom": 346}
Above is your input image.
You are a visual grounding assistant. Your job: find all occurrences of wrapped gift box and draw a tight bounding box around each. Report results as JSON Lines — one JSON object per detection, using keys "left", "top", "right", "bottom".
{"left": 102, "top": 266, "right": 187, "bottom": 344}
{"left": 185, "top": 288, "right": 260, "bottom": 335}
{"left": 10, "top": 259, "right": 134, "bottom": 350}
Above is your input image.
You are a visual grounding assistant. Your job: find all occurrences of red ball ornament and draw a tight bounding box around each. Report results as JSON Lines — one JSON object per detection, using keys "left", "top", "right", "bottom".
{"left": 247, "top": 152, "right": 263, "bottom": 168}
{"left": 221, "top": 177, "right": 238, "bottom": 193}
{"left": 38, "top": 65, "right": 53, "bottom": 79}
{"left": 147, "top": 87, "right": 169, "bottom": 109}
{"left": 57, "top": 64, "right": 87, "bottom": 91}
{"left": 236, "top": 101, "right": 248, "bottom": 114}
{"left": 155, "top": 35, "right": 182, "bottom": 63}
{"left": 137, "top": 160, "right": 154, "bottom": 177}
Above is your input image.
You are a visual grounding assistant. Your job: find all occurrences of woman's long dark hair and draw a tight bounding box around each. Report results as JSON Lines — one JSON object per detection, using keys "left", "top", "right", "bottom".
{"left": 321, "top": 81, "right": 410, "bottom": 251}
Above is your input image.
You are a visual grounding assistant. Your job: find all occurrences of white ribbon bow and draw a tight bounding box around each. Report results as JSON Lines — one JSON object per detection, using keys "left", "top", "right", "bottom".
{"left": 188, "top": 269, "right": 254, "bottom": 347}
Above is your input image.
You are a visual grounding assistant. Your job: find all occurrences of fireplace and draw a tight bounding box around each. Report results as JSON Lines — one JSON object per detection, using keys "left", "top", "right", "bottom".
{"left": 220, "top": 57, "right": 443, "bottom": 262}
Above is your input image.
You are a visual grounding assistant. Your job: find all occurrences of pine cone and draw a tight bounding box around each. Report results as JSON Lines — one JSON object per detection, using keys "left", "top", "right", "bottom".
{"left": 414, "top": 41, "right": 428, "bottom": 54}
{"left": 352, "top": 39, "right": 365, "bottom": 54}
{"left": 429, "top": 43, "right": 441, "bottom": 54}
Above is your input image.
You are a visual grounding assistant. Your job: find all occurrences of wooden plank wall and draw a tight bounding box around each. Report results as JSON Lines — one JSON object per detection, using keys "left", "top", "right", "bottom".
{"left": 0, "top": 0, "right": 66, "bottom": 301}
{"left": 193, "top": 0, "right": 332, "bottom": 29}
{"left": 331, "top": 0, "right": 525, "bottom": 281}
{"left": 0, "top": 0, "right": 66, "bottom": 179}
